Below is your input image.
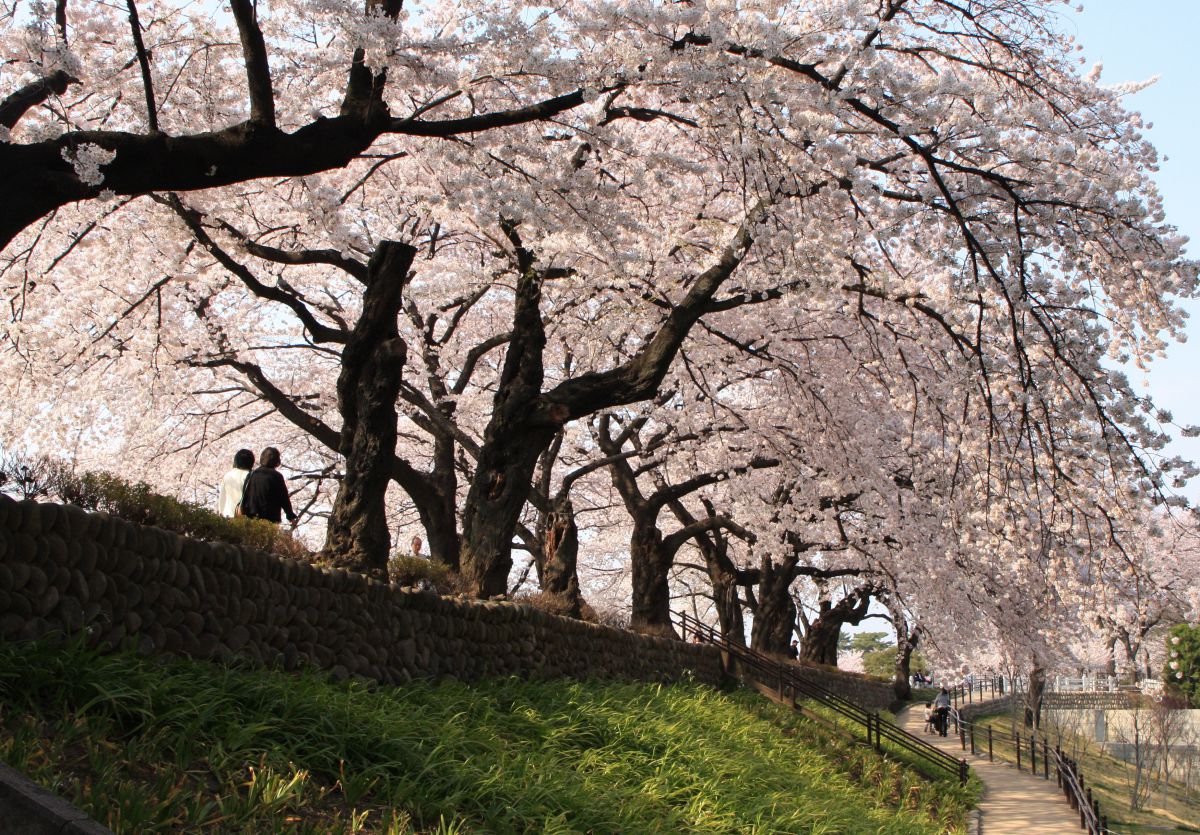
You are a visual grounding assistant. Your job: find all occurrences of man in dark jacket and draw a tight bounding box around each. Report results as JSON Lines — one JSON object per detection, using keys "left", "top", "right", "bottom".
{"left": 240, "top": 446, "right": 297, "bottom": 525}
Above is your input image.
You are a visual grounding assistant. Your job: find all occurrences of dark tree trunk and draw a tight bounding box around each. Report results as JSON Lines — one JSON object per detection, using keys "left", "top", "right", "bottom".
{"left": 535, "top": 492, "right": 581, "bottom": 617}
{"left": 629, "top": 519, "right": 676, "bottom": 638}
{"left": 799, "top": 586, "right": 872, "bottom": 667}
{"left": 423, "top": 433, "right": 461, "bottom": 571}
{"left": 459, "top": 253, "right": 563, "bottom": 597}
{"left": 711, "top": 567, "right": 745, "bottom": 645}
{"left": 893, "top": 629, "right": 917, "bottom": 701}
{"left": 798, "top": 611, "right": 842, "bottom": 666}
{"left": 459, "top": 218, "right": 755, "bottom": 597}
{"left": 322, "top": 241, "right": 415, "bottom": 574}
{"left": 1024, "top": 664, "right": 1046, "bottom": 729}
{"left": 750, "top": 557, "right": 799, "bottom": 656}
{"left": 670, "top": 498, "right": 746, "bottom": 645}
{"left": 1104, "top": 633, "right": 1118, "bottom": 679}
{"left": 460, "top": 416, "right": 556, "bottom": 597}
{"left": 886, "top": 594, "right": 918, "bottom": 700}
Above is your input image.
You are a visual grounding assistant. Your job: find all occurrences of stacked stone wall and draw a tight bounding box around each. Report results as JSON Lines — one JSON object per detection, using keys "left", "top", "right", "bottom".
{"left": 789, "top": 662, "right": 897, "bottom": 711}
{"left": 0, "top": 496, "right": 722, "bottom": 687}
{"left": 957, "top": 697, "right": 1015, "bottom": 722}
{"left": 1043, "top": 691, "right": 1140, "bottom": 711}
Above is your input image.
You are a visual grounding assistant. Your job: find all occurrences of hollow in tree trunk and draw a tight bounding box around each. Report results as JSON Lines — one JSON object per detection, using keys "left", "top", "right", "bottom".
{"left": 536, "top": 492, "right": 581, "bottom": 617}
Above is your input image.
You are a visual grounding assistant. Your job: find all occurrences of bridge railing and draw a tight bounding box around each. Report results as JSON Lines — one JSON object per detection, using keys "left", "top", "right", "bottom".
{"left": 676, "top": 612, "right": 968, "bottom": 784}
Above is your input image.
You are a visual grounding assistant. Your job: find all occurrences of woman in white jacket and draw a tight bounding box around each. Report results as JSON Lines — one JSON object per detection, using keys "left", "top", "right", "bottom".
{"left": 217, "top": 449, "right": 255, "bottom": 517}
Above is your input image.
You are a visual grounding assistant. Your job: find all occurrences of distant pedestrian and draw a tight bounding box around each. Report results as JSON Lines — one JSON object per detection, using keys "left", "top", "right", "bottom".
{"left": 788, "top": 640, "right": 799, "bottom": 660}
{"left": 218, "top": 449, "right": 254, "bottom": 518}
{"left": 239, "top": 447, "right": 297, "bottom": 525}
{"left": 410, "top": 535, "right": 424, "bottom": 557}
{"left": 933, "top": 687, "right": 951, "bottom": 736}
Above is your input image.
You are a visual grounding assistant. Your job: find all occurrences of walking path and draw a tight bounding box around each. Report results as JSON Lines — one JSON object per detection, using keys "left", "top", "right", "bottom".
{"left": 896, "top": 706, "right": 1081, "bottom": 835}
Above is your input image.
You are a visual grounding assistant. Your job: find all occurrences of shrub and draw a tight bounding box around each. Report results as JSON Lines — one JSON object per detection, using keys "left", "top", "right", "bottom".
{"left": 4, "top": 454, "right": 312, "bottom": 563}
{"left": 861, "top": 648, "right": 929, "bottom": 680}
{"left": 386, "top": 554, "right": 455, "bottom": 593}
{"left": 1164, "top": 623, "right": 1200, "bottom": 707}
{"left": 513, "top": 590, "right": 579, "bottom": 619}
{"left": 580, "top": 601, "right": 629, "bottom": 630}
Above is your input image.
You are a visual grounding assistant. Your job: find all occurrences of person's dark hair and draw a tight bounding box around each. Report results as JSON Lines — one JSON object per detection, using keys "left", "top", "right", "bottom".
{"left": 260, "top": 447, "right": 281, "bottom": 468}
{"left": 233, "top": 449, "right": 254, "bottom": 470}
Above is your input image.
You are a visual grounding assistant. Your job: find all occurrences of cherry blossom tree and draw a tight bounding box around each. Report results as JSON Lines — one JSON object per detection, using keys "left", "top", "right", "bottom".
{"left": 2, "top": 0, "right": 1198, "bottom": 664}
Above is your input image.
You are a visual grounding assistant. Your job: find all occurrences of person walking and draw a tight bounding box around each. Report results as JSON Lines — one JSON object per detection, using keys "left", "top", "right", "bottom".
{"left": 217, "top": 449, "right": 254, "bottom": 518}
{"left": 933, "top": 687, "right": 952, "bottom": 737}
{"left": 239, "top": 447, "right": 297, "bottom": 525}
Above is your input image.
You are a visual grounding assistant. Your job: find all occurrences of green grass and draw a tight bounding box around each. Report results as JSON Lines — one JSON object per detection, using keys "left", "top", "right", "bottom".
{"left": 0, "top": 639, "right": 975, "bottom": 833}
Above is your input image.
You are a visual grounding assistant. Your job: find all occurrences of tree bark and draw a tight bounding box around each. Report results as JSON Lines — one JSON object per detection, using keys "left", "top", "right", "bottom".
{"left": 893, "top": 623, "right": 918, "bottom": 701}
{"left": 707, "top": 550, "right": 746, "bottom": 645}
{"left": 1024, "top": 663, "right": 1046, "bottom": 729}
{"left": 458, "top": 217, "right": 757, "bottom": 597}
{"left": 799, "top": 585, "right": 872, "bottom": 667}
{"left": 458, "top": 254, "right": 562, "bottom": 596}
{"left": 750, "top": 556, "right": 800, "bottom": 656}
{"left": 321, "top": 241, "right": 415, "bottom": 574}
{"left": 629, "top": 518, "right": 676, "bottom": 638}
{"left": 535, "top": 492, "right": 581, "bottom": 617}
{"left": 423, "top": 432, "right": 461, "bottom": 571}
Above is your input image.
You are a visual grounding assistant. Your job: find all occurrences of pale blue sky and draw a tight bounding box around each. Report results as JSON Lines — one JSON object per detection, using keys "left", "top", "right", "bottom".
{"left": 1067, "top": 1, "right": 1200, "bottom": 501}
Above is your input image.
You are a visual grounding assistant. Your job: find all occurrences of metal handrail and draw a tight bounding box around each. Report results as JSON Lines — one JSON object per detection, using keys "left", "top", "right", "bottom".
{"left": 948, "top": 709, "right": 1109, "bottom": 834}
{"left": 676, "top": 612, "right": 968, "bottom": 784}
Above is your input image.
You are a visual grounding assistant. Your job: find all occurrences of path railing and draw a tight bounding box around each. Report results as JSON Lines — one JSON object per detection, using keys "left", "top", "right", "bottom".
{"left": 676, "top": 612, "right": 968, "bottom": 784}
{"left": 944, "top": 675, "right": 1010, "bottom": 708}
{"left": 940, "top": 674, "right": 1155, "bottom": 705}
{"left": 945, "top": 711, "right": 1109, "bottom": 834}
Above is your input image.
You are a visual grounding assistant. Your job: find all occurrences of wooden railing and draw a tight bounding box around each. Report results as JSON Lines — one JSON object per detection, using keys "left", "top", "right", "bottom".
{"left": 676, "top": 612, "right": 969, "bottom": 784}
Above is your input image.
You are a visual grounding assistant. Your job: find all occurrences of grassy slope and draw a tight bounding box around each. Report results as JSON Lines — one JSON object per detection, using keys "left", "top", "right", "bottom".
{"left": 0, "top": 640, "right": 974, "bottom": 834}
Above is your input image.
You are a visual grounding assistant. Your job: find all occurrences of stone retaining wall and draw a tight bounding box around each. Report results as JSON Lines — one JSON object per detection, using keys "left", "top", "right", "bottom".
{"left": 789, "top": 663, "right": 897, "bottom": 711}
{"left": 0, "top": 496, "right": 722, "bottom": 687}
{"left": 957, "top": 696, "right": 1014, "bottom": 722}
{"left": 1043, "top": 691, "right": 1140, "bottom": 711}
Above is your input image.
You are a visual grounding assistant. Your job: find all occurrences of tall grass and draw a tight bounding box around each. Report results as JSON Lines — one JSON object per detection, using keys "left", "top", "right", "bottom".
{"left": 0, "top": 639, "right": 973, "bottom": 833}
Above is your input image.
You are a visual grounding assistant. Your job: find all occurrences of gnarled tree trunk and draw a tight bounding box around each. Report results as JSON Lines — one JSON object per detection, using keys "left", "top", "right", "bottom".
{"left": 750, "top": 556, "right": 799, "bottom": 656}
{"left": 323, "top": 241, "right": 416, "bottom": 574}
{"left": 1024, "top": 663, "right": 1046, "bottom": 729}
{"left": 629, "top": 520, "right": 676, "bottom": 638}
{"left": 799, "top": 585, "right": 872, "bottom": 667}
{"left": 536, "top": 492, "right": 581, "bottom": 617}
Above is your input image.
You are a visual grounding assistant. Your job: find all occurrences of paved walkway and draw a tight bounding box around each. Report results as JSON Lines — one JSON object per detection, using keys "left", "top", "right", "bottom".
{"left": 896, "top": 706, "right": 1082, "bottom": 834}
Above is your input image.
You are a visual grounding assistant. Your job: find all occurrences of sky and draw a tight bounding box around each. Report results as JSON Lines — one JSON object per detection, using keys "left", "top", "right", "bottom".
{"left": 1066, "top": 1, "right": 1200, "bottom": 502}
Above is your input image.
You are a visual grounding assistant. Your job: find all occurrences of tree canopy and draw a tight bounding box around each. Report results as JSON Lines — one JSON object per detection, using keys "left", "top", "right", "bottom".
{"left": 2, "top": 0, "right": 1198, "bottom": 670}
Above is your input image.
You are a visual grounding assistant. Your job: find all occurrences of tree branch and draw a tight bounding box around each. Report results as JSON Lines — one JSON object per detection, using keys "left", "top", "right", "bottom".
{"left": 125, "top": 0, "right": 159, "bottom": 133}
{"left": 161, "top": 194, "right": 348, "bottom": 344}
{"left": 214, "top": 218, "right": 369, "bottom": 283}
{"left": 229, "top": 0, "right": 275, "bottom": 126}
{"left": 0, "top": 71, "right": 78, "bottom": 129}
